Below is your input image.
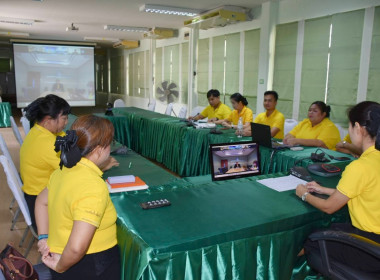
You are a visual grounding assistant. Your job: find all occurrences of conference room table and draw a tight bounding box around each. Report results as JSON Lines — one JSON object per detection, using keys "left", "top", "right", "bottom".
{"left": 0, "top": 102, "right": 11, "bottom": 127}
{"left": 105, "top": 107, "right": 354, "bottom": 177}
{"left": 105, "top": 150, "right": 350, "bottom": 280}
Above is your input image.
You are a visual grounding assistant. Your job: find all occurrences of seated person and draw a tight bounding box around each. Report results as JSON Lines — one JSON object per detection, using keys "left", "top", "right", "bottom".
{"left": 215, "top": 93, "right": 253, "bottom": 129}
{"left": 189, "top": 89, "right": 231, "bottom": 122}
{"left": 283, "top": 101, "right": 340, "bottom": 150}
{"left": 296, "top": 101, "right": 380, "bottom": 274}
{"left": 335, "top": 101, "right": 379, "bottom": 157}
{"left": 241, "top": 91, "right": 285, "bottom": 139}
{"left": 51, "top": 79, "right": 64, "bottom": 92}
{"left": 234, "top": 162, "right": 241, "bottom": 168}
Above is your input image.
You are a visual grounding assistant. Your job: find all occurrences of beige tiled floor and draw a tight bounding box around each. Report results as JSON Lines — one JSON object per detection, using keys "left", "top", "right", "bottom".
{"left": 0, "top": 123, "right": 40, "bottom": 264}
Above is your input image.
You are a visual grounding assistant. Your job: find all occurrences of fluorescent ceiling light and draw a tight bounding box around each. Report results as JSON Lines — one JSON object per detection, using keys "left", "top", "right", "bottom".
{"left": 0, "top": 17, "right": 34, "bottom": 25}
{"left": 140, "top": 4, "right": 201, "bottom": 17}
{"left": 84, "top": 37, "right": 120, "bottom": 43}
{"left": 104, "top": 25, "right": 150, "bottom": 32}
{"left": 0, "top": 31, "right": 30, "bottom": 37}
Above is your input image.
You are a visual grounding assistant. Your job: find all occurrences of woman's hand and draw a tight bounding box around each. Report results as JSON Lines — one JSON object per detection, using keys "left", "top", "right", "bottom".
{"left": 296, "top": 184, "right": 308, "bottom": 199}
{"left": 284, "top": 137, "right": 298, "bottom": 146}
{"left": 221, "top": 121, "right": 232, "bottom": 128}
{"left": 305, "top": 181, "right": 323, "bottom": 194}
{"left": 100, "top": 156, "right": 119, "bottom": 171}
{"left": 42, "top": 252, "right": 63, "bottom": 273}
{"left": 37, "top": 239, "right": 50, "bottom": 258}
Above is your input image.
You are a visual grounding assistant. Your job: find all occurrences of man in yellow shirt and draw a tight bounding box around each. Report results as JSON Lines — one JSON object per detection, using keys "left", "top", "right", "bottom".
{"left": 189, "top": 89, "right": 231, "bottom": 122}
{"left": 241, "top": 91, "right": 285, "bottom": 139}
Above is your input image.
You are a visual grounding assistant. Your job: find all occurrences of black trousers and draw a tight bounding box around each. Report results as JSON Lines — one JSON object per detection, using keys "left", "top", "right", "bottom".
{"left": 24, "top": 192, "right": 37, "bottom": 231}
{"left": 50, "top": 245, "right": 121, "bottom": 280}
{"left": 305, "top": 223, "right": 380, "bottom": 274}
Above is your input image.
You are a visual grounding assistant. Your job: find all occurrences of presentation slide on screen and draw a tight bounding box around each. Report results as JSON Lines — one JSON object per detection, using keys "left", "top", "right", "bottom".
{"left": 13, "top": 43, "right": 95, "bottom": 107}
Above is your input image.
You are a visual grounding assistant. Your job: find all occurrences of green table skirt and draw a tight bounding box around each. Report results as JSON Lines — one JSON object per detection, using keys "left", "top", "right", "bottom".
{"left": 111, "top": 172, "right": 348, "bottom": 280}
{"left": 0, "top": 102, "right": 11, "bottom": 127}
{"left": 107, "top": 108, "right": 354, "bottom": 177}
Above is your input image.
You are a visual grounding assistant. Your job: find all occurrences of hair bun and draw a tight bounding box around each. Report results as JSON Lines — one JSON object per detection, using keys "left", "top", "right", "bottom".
{"left": 54, "top": 130, "right": 82, "bottom": 169}
{"left": 326, "top": 105, "right": 331, "bottom": 113}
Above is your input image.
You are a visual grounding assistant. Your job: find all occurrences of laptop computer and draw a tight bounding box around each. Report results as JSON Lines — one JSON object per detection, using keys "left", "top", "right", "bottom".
{"left": 209, "top": 141, "right": 261, "bottom": 181}
{"left": 251, "top": 123, "right": 291, "bottom": 149}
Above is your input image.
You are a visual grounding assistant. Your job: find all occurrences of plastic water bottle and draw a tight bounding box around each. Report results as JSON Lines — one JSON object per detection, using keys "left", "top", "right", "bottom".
{"left": 237, "top": 117, "right": 243, "bottom": 138}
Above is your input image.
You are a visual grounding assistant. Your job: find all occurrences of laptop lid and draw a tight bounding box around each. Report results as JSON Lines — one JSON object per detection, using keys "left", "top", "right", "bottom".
{"left": 209, "top": 141, "right": 261, "bottom": 181}
{"left": 251, "top": 122, "right": 272, "bottom": 148}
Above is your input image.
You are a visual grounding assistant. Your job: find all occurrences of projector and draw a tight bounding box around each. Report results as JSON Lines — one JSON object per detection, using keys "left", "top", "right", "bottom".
{"left": 307, "top": 163, "right": 341, "bottom": 177}
{"left": 66, "top": 23, "right": 79, "bottom": 32}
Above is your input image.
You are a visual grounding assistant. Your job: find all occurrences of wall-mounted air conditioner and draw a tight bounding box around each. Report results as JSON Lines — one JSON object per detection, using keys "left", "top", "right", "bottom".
{"left": 113, "top": 40, "right": 140, "bottom": 49}
{"left": 143, "top": 28, "right": 178, "bottom": 39}
{"left": 184, "top": 6, "right": 251, "bottom": 30}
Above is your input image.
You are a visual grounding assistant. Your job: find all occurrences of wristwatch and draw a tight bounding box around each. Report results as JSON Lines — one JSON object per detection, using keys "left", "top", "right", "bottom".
{"left": 342, "top": 140, "right": 347, "bottom": 147}
{"left": 301, "top": 192, "right": 309, "bottom": 202}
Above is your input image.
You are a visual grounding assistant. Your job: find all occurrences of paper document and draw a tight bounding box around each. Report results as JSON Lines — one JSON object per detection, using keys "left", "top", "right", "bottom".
{"left": 257, "top": 175, "right": 307, "bottom": 192}
{"left": 107, "top": 175, "right": 135, "bottom": 184}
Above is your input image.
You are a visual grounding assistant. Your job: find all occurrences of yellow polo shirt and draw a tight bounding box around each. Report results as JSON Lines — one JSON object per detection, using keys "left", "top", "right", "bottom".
{"left": 337, "top": 146, "right": 380, "bottom": 234}
{"left": 343, "top": 134, "right": 351, "bottom": 143}
{"left": 200, "top": 103, "right": 231, "bottom": 120}
{"left": 254, "top": 109, "right": 285, "bottom": 139}
{"left": 20, "top": 124, "right": 64, "bottom": 195}
{"left": 226, "top": 106, "right": 253, "bottom": 125}
{"left": 47, "top": 157, "right": 117, "bottom": 254}
{"left": 289, "top": 118, "right": 340, "bottom": 150}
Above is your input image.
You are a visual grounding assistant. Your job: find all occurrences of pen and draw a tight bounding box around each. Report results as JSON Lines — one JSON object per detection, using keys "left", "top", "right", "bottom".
{"left": 129, "top": 162, "right": 132, "bottom": 169}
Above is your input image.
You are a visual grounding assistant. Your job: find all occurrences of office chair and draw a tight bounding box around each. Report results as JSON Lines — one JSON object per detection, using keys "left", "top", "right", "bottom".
{"left": 308, "top": 230, "right": 380, "bottom": 280}
{"left": 0, "top": 155, "right": 37, "bottom": 258}
{"left": 10, "top": 116, "right": 23, "bottom": 145}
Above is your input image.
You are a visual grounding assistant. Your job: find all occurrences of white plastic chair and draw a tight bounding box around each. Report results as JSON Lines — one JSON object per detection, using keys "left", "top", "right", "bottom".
{"left": 0, "top": 155, "right": 37, "bottom": 258}
{"left": 284, "top": 119, "right": 299, "bottom": 136}
{"left": 190, "top": 106, "right": 205, "bottom": 117}
{"left": 113, "top": 99, "right": 126, "bottom": 108}
{"left": 165, "top": 103, "right": 173, "bottom": 116}
{"left": 148, "top": 99, "right": 156, "bottom": 112}
{"left": 20, "top": 116, "right": 30, "bottom": 136}
{"left": 335, "top": 123, "right": 347, "bottom": 141}
{"left": 10, "top": 116, "right": 23, "bottom": 145}
{"left": 178, "top": 106, "right": 187, "bottom": 118}
{"left": 0, "top": 132, "right": 22, "bottom": 222}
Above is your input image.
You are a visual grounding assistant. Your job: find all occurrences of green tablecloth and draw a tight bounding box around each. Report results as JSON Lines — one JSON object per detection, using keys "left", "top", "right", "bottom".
{"left": 0, "top": 102, "right": 11, "bottom": 127}
{"left": 110, "top": 171, "right": 349, "bottom": 280}
{"left": 107, "top": 107, "right": 354, "bottom": 177}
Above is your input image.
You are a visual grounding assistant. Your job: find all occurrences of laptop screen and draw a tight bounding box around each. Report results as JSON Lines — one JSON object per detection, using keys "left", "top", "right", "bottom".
{"left": 209, "top": 141, "right": 261, "bottom": 181}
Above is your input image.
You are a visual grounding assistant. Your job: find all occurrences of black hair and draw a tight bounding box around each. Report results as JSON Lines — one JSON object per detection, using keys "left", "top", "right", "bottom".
{"left": 207, "top": 89, "right": 220, "bottom": 98}
{"left": 348, "top": 101, "right": 380, "bottom": 150}
{"left": 264, "top": 91, "right": 278, "bottom": 101}
{"left": 24, "top": 94, "right": 71, "bottom": 126}
{"left": 230, "top": 93, "right": 248, "bottom": 106}
{"left": 311, "top": 101, "right": 330, "bottom": 118}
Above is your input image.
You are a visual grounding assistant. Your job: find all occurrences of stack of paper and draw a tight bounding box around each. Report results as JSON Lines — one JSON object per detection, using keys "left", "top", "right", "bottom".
{"left": 106, "top": 175, "right": 148, "bottom": 193}
{"left": 257, "top": 175, "right": 307, "bottom": 192}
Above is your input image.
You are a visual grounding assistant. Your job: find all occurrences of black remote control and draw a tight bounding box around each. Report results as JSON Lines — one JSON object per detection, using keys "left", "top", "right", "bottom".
{"left": 140, "top": 199, "right": 171, "bottom": 210}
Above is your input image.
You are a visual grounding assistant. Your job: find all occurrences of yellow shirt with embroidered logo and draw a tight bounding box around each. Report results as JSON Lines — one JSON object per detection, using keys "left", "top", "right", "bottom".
{"left": 337, "top": 146, "right": 380, "bottom": 234}
{"left": 200, "top": 103, "right": 231, "bottom": 120}
{"left": 226, "top": 106, "right": 253, "bottom": 125}
{"left": 289, "top": 118, "right": 340, "bottom": 150}
{"left": 20, "top": 124, "right": 64, "bottom": 195}
{"left": 47, "top": 157, "right": 117, "bottom": 254}
{"left": 254, "top": 109, "right": 285, "bottom": 139}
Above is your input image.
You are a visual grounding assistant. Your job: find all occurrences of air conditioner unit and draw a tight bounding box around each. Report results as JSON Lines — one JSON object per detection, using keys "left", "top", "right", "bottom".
{"left": 113, "top": 40, "right": 140, "bottom": 49}
{"left": 184, "top": 6, "right": 251, "bottom": 30}
{"left": 143, "top": 28, "right": 178, "bottom": 39}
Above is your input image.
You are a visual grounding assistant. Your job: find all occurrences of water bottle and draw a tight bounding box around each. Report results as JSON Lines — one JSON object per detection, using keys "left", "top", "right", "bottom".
{"left": 237, "top": 117, "right": 243, "bottom": 138}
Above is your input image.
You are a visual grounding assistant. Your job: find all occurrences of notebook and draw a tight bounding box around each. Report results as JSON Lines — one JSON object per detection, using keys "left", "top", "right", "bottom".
{"left": 209, "top": 141, "right": 261, "bottom": 181}
{"left": 251, "top": 123, "right": 291, "bottom": 149}
{"left": 106, "top": 176, "right": 148, "bottom": 193}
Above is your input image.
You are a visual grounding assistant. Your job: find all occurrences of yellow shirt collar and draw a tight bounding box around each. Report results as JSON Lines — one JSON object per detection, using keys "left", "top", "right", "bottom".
{"left": 361, "top": 145, "right": 377, "bottom": 157}
{"left": 78, "top": 157, "right": 103, "bottom": 177}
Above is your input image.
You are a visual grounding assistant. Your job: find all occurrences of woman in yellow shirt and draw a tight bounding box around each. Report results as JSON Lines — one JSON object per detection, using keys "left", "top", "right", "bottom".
{"left": 215, "top": 93, "right": 253, "bottom": 128}
{"left": 35, "top": 115, "right": 120, "bottom": 280}
{"left": 296, "top": 101, "right": 380, "bottom": 274}
{"left": 21, "top": 94, "right": 71, "bottom": 229}
{"left": 283, "top": 101, "right": 340, "bottom": 150}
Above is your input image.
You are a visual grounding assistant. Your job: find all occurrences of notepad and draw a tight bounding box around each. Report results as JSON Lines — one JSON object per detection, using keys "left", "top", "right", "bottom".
{"left": 106, "top": 176, "right": 148, "bottom": 193}
{"left": 257, "top": 175, "right": 307, "bottom": 192}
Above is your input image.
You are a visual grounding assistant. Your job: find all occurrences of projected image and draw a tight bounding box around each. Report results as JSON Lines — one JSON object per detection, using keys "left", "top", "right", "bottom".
{"left": 210, "top": 142, "right": 260, "bottom": 180}
{"left": 13, "top": 43, "right": 95, "bottom": 107}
